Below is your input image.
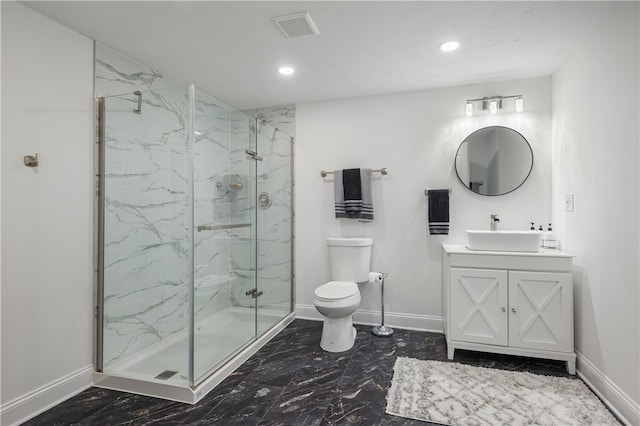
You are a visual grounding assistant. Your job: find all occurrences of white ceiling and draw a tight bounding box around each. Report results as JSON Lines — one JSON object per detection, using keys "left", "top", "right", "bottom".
{"left": 25, "top": 1, "right": 616, "bottom": 110}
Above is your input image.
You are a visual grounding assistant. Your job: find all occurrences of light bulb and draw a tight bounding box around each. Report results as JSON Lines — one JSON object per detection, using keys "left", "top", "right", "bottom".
{"left": 515, "top": 96, "right": 524, "bottom": 113}
{"left": 489, "top": 99, "right": 498, "bottom": 115}
{"left": 465, "top": 101, "right": 473, "bottom": 117}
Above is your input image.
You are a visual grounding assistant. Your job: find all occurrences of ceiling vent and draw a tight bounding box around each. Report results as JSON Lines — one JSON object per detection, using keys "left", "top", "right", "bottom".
{"left": 272, "top": 12, "right": 320, "bottom": 39}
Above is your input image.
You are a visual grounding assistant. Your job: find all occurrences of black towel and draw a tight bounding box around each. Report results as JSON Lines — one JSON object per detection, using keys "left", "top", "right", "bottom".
{"left": 334, "top": 169, "right": 374, "bottom": 221}
{"left": 428, "top": 189, "right": 449, "bottom": 235}
{"left": 342, "top": 168, "right": 363, "bottom": 214}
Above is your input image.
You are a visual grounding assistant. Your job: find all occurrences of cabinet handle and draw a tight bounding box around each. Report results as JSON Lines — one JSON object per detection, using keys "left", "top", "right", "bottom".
{"left": 511, "top": 308, "right": 517, "bottom": 313}
{"left": 501, "top": 307, "right": 506, "bottom": 312}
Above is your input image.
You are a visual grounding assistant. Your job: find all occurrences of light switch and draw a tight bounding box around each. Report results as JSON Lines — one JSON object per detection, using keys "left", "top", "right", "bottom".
{"left": 565, "top": 194, "right": 574, "bottom": 212}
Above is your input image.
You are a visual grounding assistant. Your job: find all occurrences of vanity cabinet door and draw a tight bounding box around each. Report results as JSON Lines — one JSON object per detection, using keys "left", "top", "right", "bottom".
{"left": 450, "top": 268, "right": 508, "bottom": 346}
{"left": 508, "top": 271, "right": 573, "bottom": 352}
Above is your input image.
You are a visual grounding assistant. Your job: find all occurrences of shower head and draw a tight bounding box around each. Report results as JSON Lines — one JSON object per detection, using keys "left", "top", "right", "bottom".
{"left": 271, "top": 127, "right": 278, "bottom": 141}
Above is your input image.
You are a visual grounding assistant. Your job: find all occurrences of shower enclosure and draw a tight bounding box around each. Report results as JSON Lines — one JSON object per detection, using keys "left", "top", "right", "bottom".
{"left": 94, "top": 84, "right": 293, "bottom": 403}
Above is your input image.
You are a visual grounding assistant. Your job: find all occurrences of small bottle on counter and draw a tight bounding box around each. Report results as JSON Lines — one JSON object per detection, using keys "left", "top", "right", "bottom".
{"left": 542, "top": 223, "right": 557, "bottom": 249}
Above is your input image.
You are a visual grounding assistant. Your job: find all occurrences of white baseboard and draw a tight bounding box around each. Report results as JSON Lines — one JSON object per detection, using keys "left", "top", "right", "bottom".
{"left": 0, "top": 365, "right": 93, "bottom": 426}
{"left": 295, "top": 304, "right": 444, "bottom": 333}
{"left": 576, "top": 351, "right": 640, "bottom": 426}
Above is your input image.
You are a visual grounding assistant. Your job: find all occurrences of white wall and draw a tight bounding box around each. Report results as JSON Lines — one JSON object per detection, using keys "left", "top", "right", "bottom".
{"left": 552, "top": 3, "right": 639, "bottom": 424}
{"left": 295, "top": 77, "right": 552, "bottom": 329}
{"left": 0, "top": 2, "right": 94, "bottom": 424}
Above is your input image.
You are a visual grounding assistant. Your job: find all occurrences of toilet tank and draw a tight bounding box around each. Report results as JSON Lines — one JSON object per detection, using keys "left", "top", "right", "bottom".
{"left": 327, "top": 237, "right": 373, "bottom": 283}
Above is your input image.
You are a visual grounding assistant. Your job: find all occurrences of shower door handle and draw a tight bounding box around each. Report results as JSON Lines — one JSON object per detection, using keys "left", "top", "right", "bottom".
{"left": 245, "top": 149, "right": 263, "bottom": 161}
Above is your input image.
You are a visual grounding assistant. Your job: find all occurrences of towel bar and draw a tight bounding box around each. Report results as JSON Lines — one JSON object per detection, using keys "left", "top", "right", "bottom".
{"left": 424, "top": 188, "right": 452, "bottom": 196}
{"left": 320, "top": 167, "right": 388, "bottom": 177}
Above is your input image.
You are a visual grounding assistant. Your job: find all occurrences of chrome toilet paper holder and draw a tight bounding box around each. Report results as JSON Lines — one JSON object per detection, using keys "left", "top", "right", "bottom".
{"left": 370, "top": 272, "right": 393, "bottom": 337}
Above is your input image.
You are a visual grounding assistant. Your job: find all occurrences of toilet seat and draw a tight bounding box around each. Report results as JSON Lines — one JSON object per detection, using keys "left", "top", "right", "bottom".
{"left": 314, "top": 281, "right": 358, "bottom": 302}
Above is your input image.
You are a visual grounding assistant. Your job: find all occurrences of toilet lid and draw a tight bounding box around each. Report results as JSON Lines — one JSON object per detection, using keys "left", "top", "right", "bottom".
{"left": 314, "top": 281, "right": 358, "bottom": 301}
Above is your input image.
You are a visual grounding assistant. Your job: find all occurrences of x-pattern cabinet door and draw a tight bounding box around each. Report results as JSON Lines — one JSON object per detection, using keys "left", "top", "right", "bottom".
{"left": 450, "top": 268, "right": 508, "bottom": 346}
{"left": 508, "top": 271, "right": 573, "bottom": 352}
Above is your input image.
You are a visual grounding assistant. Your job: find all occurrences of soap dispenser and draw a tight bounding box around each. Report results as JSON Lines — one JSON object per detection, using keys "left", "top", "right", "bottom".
{"left": 542, "top": 223, "right": 557, "bottom": 249}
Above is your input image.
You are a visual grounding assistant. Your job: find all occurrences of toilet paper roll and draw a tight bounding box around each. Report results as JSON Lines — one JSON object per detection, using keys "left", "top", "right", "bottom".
{"left": 368, "top": 272, "right": 384, "bottom": 283}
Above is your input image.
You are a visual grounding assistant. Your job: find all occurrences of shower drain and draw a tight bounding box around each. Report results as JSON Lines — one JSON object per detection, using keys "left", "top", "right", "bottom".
{"left": 154, "top": 370, "right": 178, "bottom": 380}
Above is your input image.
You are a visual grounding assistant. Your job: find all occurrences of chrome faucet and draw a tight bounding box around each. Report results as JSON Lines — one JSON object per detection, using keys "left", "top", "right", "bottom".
{"left": 491, "top": 214, "right": 500, "bottom": 231}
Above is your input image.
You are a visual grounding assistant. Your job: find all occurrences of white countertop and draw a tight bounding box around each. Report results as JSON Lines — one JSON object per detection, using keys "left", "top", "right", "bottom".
{"left": 443, "top": 244, "right": 574, "bottom": 258}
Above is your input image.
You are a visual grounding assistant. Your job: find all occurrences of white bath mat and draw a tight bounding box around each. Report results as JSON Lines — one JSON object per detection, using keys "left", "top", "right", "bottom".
{"left": 386, "top": 357, "right": 619, "bottom": 425}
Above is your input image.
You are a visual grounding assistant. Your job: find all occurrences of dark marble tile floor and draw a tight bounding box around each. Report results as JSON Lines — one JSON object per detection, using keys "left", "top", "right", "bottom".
{"left": 23, "top": 319, "right": 588, "bottom": 426}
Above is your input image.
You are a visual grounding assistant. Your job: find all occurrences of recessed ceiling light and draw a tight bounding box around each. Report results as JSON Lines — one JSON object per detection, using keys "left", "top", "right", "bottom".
{"left": 439, "top": 41, "right": 460, "bottom": 52}
{"left": 278, "top": 66, "right": 295, "bottom": 76}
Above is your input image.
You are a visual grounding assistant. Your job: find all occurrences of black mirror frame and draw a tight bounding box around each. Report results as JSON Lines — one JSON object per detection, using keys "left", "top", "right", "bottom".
{"left": 454, "top": 126, "right": 534, "bottom": 196}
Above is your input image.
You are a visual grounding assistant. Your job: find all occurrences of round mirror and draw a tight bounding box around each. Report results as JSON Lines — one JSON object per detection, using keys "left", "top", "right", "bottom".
{"left": 455, "top": 126, "right": 533, "bottom": 196}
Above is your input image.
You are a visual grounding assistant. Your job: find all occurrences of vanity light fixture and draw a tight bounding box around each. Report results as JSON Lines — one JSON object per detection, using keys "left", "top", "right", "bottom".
{"left": 465, "top": 101, "right": 473, "bottom": 117}
{"left": 489, "top": 99, "right": 499, "bottom": 115}
{"left": 464, "top": 95, "right": 524, "bottom": 116}
{"left": 515, "top": 96, "right": 524, "bottom": 113}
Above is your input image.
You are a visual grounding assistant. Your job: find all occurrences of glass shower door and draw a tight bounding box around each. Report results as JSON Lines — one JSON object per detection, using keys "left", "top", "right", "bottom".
{"left": 255, "top": 120, "right": 293, "bottom": 336}
{"left": 191, "top": 89, "right": 257, "bottom": 384}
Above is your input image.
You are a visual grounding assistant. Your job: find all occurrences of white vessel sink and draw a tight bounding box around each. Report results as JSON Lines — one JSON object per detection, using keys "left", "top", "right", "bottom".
{"left": 466, "top": 230, "right": 542, "bottom": 252}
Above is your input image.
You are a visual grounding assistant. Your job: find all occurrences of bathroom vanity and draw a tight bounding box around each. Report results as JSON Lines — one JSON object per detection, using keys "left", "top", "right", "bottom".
{"left": 442, "top": 244, "right": 576, "bottom": 374}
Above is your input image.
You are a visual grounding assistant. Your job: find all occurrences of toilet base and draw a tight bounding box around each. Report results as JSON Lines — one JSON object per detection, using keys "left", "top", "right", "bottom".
{"left": 320, "top": 316, "right": 357, "bottom": 352}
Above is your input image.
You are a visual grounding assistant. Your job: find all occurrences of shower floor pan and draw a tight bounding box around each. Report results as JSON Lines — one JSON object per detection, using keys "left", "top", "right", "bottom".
{"left": 94, "top": 307, "right": 293, "bottom": 404}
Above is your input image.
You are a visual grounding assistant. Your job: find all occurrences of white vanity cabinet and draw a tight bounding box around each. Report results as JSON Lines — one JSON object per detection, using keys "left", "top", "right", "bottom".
{"left": 443, "top": 244, "right": 576, "bottom": 374}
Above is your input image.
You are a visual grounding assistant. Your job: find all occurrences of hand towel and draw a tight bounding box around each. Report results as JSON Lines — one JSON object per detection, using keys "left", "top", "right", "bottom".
{"left": 359, "top": 169, "right": 374, "bottom": 222}
{"left": 342, "top": 168, "right": 363, "bottom": 213}
{"left": 334, "top": 170, "right": 347, "bottom": 217}
{"left": 334, "top": 168, "right": 374, "bottom": 221}
{"left": 428, "top": 189, "right": 449, "bottom": 235}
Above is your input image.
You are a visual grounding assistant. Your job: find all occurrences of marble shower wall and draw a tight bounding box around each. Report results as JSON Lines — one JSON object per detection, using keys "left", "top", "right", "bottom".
{"left": 95, "top": 42, "right": 179, "bottom": 96}
{"left": 243, "top": 105, "right": 296, "bottom": 138}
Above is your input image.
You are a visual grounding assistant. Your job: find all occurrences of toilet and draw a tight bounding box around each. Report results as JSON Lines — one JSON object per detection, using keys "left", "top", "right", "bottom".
{"left": 314, "top": 237, "right": 373, "bottom": 352}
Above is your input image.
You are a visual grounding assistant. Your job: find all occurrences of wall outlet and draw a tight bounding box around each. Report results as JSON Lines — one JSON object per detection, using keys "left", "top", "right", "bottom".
{"left": 565, "top": 194, "right": 574, "bottom": 212}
